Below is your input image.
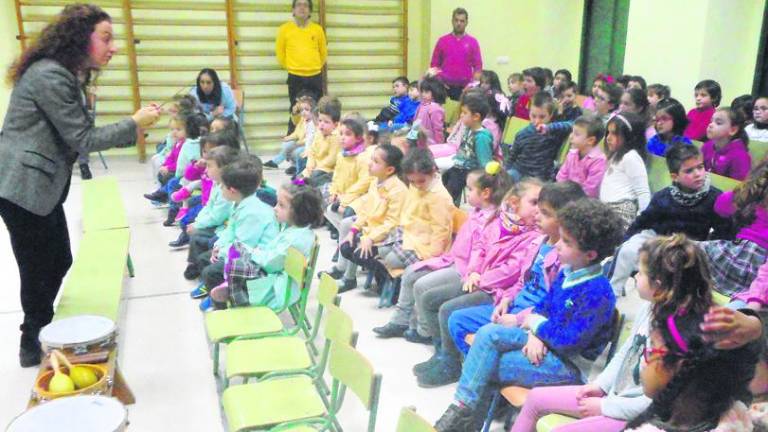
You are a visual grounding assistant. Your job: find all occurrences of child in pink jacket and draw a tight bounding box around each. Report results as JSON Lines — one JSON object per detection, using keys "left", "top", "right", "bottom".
{"left": 414, "top": 176, "right": 545, "bottom": 388}
{"left": 413, "top": 78, "right": 447, "bottom": 145}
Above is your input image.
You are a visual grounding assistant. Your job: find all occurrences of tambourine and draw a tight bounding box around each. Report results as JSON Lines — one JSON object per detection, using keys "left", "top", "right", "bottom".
{"left": 6, "top": 395, "right": 128, "bottom": 431}
{"left": 39, "top": 315, "right": 116, "bottom": 355}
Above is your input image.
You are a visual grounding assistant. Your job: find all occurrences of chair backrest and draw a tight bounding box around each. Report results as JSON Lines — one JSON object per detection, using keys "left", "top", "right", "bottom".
{"left": 324, "top": 304, "right": 354, "bottom": 345}
{"left": 396, "top": 407, "right": 436, "bottom": 432}
{"left": 452, "top": 208, "right": 469, "bottom": 235}
{"left": 606, "top": 309, "right": 625, "bottom": 362}
{"left": 712, "top": 290, "right": 730, "bottom": 306}
{"left": 710, "top": 172, "right": 742, "bottom": 192}
{"left": 279, "top": 247, "right": 308, "bottom": 311}
{"left": 444, "top": 99, "right": 461, "bottom": 126}
{"left": 752, "top": 141, "right": 768, "bottom": 167}
{"left": 317, "top": 272, "right": 340, "bottom": 309}
{"left": 647, "top": 155, "right": 672, "bottom": 193}
{"left": 329, "top": 343, "right": 382, "bottom": 432}
{"left": 502, "top": 116, "right": 529, "bottom": 144}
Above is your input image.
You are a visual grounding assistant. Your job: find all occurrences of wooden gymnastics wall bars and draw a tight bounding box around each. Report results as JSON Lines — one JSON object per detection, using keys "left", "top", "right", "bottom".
{"left": 14, "top": 0, "right": 407, "bottom": 157}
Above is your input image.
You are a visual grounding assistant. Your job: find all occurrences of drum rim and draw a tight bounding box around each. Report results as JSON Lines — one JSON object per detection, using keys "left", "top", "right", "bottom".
{"left": 7, "top": 395, "right": 127, "bottom": 431}
{"left": 39, "top": 315, "right": 117, "bottom": 348}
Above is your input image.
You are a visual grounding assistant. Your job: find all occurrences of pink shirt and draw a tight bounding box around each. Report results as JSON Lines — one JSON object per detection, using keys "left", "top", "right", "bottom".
{"left": 714, "top": 191, "right": 768, "bottom": 250}
{"left": 556, "top": 147, "right": 608, "bottom": 198}
{"left": 735, "top": 261, "right": 768, "bottom": 305}
{"left": 161, "top": 139, "right": 184, "bottom": 172}
{"left": 684, "top": 106, "right": 715, "bottom": 141}
{"left": 201, "top": 174, "right": 213, "bottom": 206}
{"left": 702, "top": 139, "right": 751, "bottom": 180}
{"left": 411, "top": 206, "right": 496, "bottom": 278}
{"left": 515, "top": 93, "right": 532, "bottom": 120}
{"left": 414, "top": 101, "right": 445, "bottom": 145}
{"left": 474, "top": 217, "right": 543, "bottom": 304}
{"left": 430, "top": 33, "right": 483, "bottom": 87}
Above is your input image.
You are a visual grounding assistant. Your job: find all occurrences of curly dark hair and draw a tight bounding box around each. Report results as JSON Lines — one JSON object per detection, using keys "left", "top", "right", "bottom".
{"left": 7, "top": 4, "right": 110, "bottom": 85}
{"left": 557, "top": 198, "right": 624, "bottom": 261}
{"left": 626, "top": 309, "right": 759, "bottom": 430}
{"left": 282, "top": 182, "right": 324, "bottom": 228}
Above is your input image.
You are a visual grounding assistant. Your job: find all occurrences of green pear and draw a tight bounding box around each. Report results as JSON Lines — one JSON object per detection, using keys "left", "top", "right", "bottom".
{"left": 48, "top": 373, "right": 75, "bottom": 394}
{"left": 70, "top": 365, "right": 99, "bottom": 389}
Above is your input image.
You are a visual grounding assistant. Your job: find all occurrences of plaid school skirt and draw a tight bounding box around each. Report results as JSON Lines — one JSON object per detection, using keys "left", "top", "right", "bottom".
{"left": 385, "top": 227, "right": 419, "bottom": 268}
{"left": 701, "top": 239, "right": 768, "bottom": 298}
{"left": 225, "top": 243, "right": 267, "bottom": 307}
{"left": 605, "top": 200, "right": 639, "bottom": 233}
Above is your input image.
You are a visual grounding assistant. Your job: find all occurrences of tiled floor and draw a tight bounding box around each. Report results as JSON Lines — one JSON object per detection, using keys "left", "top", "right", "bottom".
{"left": 0, "top": 155, "right": 642, "bottom": 431}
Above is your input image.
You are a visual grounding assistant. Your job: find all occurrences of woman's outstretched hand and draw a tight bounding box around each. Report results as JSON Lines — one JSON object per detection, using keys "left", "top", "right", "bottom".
{"left": 132, "top": 105, "right": 161, "bottom": 128}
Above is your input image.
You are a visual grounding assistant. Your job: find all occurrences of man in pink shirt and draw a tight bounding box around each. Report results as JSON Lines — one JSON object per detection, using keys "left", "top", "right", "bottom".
{"left": 428, "top": 8, "right": 483, "bottom": 101}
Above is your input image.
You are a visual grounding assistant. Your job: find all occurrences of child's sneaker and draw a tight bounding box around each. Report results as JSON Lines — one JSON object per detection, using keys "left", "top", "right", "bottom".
{"left": 199, "top": 297, "right": 213, "bottom": 312}
{"left": 174, "top": 208, "right": 189, "bottom": 222}
{"left": 171, "top": 187, "right": 191, "bottom": 203}
{"left": 190, "top": 283, "right": 208, "bottom": 299}
{"left": 169, "top": 231, "right": 190, "bottom": 248}
{"left": 264, "top": 160, "right": 279, "bottom": 169}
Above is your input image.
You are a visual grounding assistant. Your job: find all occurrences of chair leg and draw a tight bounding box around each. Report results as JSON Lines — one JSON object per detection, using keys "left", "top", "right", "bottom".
{"left": 126, "top": 254, "right": 135, "bottom": 278}
{"left": 98, "top": 151, "right": 108, "bottom": 170}
{"left": 213, "top": 343, "right": 220, "bottom": 376}
{"left": 482, "top": 393, "right": 500, "bottom": 432}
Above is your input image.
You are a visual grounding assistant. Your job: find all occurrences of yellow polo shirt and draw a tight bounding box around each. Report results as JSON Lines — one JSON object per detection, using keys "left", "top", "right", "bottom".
{"left": 275, "top": 21, "right": 327, "bottom": 77}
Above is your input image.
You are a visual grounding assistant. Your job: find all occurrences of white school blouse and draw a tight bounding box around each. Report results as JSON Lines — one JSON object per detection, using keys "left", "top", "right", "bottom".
{"left": 599, "top": 149, "right": 651, "bottom": 213}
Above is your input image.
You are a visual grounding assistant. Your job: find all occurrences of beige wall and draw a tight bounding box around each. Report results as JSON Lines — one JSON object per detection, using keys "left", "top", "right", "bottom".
{"left": 624, "top": 0, "right": 765, "bottom": 108}
{"left": 0, "top": 2, "right": 20, "bottom": 123}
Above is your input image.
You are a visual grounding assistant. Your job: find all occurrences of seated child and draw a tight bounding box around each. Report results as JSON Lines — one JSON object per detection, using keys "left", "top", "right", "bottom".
{"left": 514, "top": 67, "right": 545, "bottom": 120}
{"left": 388, "top": 81, "right": 421, "bottom": 131}
{"left": 265, "top": 95, "right": 316, "bottom": 175}
{"left": 646, "top": 84, "right": 670, "bottom": 109}
{"left": 507, "top": 73, "right": 524, "bottom": 113}
{"left": 582, "top": 73, "right": 612, "bottom": 112}
{"left": 627, "top": 75, "right": 647, "bottom": 91}
{"left": 325, "top": 116, "right": 374, "bottom": 233}
{"left": 441, "top": 92, "right": 495, "bottom": 205}
{"left": 506, "top": 93, "right": 572, "bottom": 182}
{"left": 553, "top": 69, "right": 572, "bottom": 92}
{"left": 609, "top": 143, "right": 732, "bottom": 295}
{"left": 624, "top": 302, "right": 760, "bottom": 431}
{"left": 433, "top": 198, "right": 625, "bottom": 432}
{"left": 363, "top": 148, "right": 454, "bottom": 289}
{"left": 150, "top": 95, "right": 202, "bottom": 183}
{"left": 169, "top": 131, "right": 239, "bottom": 248}
{"left": 431, "top": 88, "right": 498, "bottom": 168}
{"left": 594, "top": 83, "right": 623, "bottom": 125}
{"left": 197, "top": 156, "right": 280, "bottom": 311}
{"left": 143, "top": 114, "right": 190, "bottom": 204}
{"left": 372, "top": 163, "right": 511, "bottom": 342}
{"left": 513, "top": 234, "right": 721, "bottom": 432}
{"left": 422, "top": 182, "right": 585, "bottom": 387}
{"left": 647, "top": 98, "right": 691, "bottom": 157}
{"left": 184, "top": 147, "right": 241, "bottom": 282}
{"left": 701, "top": 161, "right": 768, "bottom": 298}
{"left": 333, "top": 144, "right": 407, "bottom": 292}
{"left": 555, "top": 114, "right": 607, "bottom": 198}
{"left": 479, "top": 70, "right": 512, "bottom": 120}
{"left": 375, "top": 76, "right": 419, "bottom": 127}
{"left": 210, "top": 181, "right": 324, "bottom": 309}
{"left": 299, "top": 95, "right": 342, "bottom": 187}
{"left": 599, "top": 112, "right": 651, "bottom": 230}
{"left": 556, "top": 81, "right": 583, "bottom": 122}
{"left": 747, "top": 96, "right": 768, "bottom": 142}
{"left": 412, "top": 77, "right": 447, "bottom": 145}
{"left": 702, "top": 107, "right": 752, "bottom": 180}
{"left": 684, "top": 79, "right": 720, "bottom": 141}
{"left": 619, "top": 87, "right": 655, "bottom": 139}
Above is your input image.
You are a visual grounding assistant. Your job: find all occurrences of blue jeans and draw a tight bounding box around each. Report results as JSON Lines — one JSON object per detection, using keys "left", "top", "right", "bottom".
{"left": 506, "top": 165, "right": 523, "bottom": 182}
{"left": 455, "top": 324, "right": 582, "bottom": 408}
{"left": 272, "top": 140, "right": 297, "bottom": 164}
{"left": 180, "top": 200, "right": 203, "bottom": 228}
{"left": 448, "top": 303, "right": 496, "bottom": 355}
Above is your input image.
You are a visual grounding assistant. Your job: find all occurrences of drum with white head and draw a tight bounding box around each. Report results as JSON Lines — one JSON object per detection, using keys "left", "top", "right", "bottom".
{"left": 6, "top": 395, "right": 128, "bottom": 431}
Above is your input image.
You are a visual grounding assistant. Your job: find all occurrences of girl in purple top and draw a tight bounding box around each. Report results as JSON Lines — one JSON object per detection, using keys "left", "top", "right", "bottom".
{"left": 413, "top": 78, "right": 447, "bottom": 145}
{"left": 684, "top": 79, "right": 721, "bottom": 141}
{"left": 702, "top": 161, "right": 768, "bottom": 299}
{"left": 702, "top": 107, "right": 752, "bottom": 180}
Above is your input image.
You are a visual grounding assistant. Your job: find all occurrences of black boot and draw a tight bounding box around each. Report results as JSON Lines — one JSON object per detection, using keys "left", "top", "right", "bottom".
{"left": 79, "top": 163, "right": 93, "bottom": 180}
{"left": 434, "top": 403, "right": 477, "bottom": 432}
{"left": 169, "top": 231, "right": 190, "bottom": 248}
{"left": 19, "top": 330, "right": 42, "bottom": 368}
{"left": 413, "top": 338, "right": 442, "bottom": 375}
{"left": 144, "top": 189, "right": 168, "bottom": 203}
{"left": 163, "top": 207, "right": 179, "bottom": 226}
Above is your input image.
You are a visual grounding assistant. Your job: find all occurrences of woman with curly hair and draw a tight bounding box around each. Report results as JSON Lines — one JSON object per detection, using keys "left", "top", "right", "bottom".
{"left": 0, "top": 3, "right": 159, "bottom": 367}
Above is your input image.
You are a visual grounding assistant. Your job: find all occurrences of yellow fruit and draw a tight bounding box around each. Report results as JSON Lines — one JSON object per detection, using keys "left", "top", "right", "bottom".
{"left": 49, "top": 373, "right": 75, "bottom": 394}
{"left": 70, "top": 366, "right": 99, "bottom": 389}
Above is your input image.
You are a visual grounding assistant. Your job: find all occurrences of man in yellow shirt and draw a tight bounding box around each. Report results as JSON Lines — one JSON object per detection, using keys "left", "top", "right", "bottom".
{"left": 276, "top": 0, "right": 327, "bottom": 134}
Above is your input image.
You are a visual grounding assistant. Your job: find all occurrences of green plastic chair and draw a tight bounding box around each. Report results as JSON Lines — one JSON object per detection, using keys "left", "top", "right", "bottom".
{"left": 751, "top": 141, "right": 767, "bottom": 166}
{"left": 647, "top": 155, "right": 672, "bottom": 193}
{"left": 205, "top": 247, "right": 310, "bottom": 376}
{"left": 396, "top": 407, "right": 436, "bottom": 432}
{"left": 710, "top": 172, "right": 742, "bottom": 192}
{"left": 290, "top": 238, "right": 321, "bottom": 342}
{"left": 502, "top": 116, "right": 529, "bottom": 144}
{"left": 222, "top": 342, "right": 382, "bottom": 432}
{"left": 224, "top": 276, "right": 348, "bottom": 389}
{"left": 444, "top": 99, "right": 461, "bottom": 127}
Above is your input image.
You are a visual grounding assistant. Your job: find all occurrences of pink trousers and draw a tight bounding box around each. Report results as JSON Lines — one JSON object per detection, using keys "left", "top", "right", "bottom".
{"left": 510, "top": 385, "right": 627, "bottom": 432}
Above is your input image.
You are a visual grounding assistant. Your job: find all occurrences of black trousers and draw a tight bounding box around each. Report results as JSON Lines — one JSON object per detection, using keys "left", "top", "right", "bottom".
{"left": 186, "top": 228, "right": 216, "bottom": 266}
{"left": 442, "top": 166, "right": 470, "bottom": 207}
{"left": 287, "top": 73, "right": 324, "bottom": 134}
{"left": 446, "top": 85, "right": 464, "bottom": 101}
{"left": 0, "top": 197, "right": 73, "bottom": 347}
{"left": 340, "top": 238, "right": 387, "bottom": 288}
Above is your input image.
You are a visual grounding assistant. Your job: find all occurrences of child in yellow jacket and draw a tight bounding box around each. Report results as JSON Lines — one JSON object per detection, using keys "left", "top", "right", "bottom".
{"left": 299, "top": 96, "right": 342, "bottom": 186}
{"left": 265, "top": 95, "right": 316, "bottom": 174}
{"left": 324, "top": 143, "right": 408, "bottom": 292}
{"left": 325, "top": 116, "right": 374, "bottom": 232}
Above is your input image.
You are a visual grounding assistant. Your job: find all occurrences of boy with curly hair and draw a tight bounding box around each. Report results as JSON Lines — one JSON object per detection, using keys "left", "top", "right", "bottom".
{"left": 434, "top": 198, "right": 625, "bottom": 432}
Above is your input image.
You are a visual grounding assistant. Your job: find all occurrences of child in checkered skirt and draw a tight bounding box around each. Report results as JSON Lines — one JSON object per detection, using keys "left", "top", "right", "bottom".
{"left": 703, "top": 160, "right": 768, "bottom": 300}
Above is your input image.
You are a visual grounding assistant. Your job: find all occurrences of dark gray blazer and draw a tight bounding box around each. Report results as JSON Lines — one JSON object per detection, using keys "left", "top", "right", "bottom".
{"left": 0, "top": 59, "right": 137, "bottom": 216}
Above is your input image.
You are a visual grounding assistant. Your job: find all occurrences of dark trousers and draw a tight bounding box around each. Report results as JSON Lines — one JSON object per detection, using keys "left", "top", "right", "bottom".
{"left": 442, "top": 166, "right": 470, "bottom": 206}
{"left": 340, "top": 239, "right": 388, "bottom": 287}
{"left": 287, "top": 73, "right": 323, "bottom": 134}
{"left": 186, "top": 228, "right": 216, "bottom": 265}
{"left": 447, "top": 85, "right": 464, "bottom": 101}
{"left": 0, "top": 198, "right": 73, "bottom": 348}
